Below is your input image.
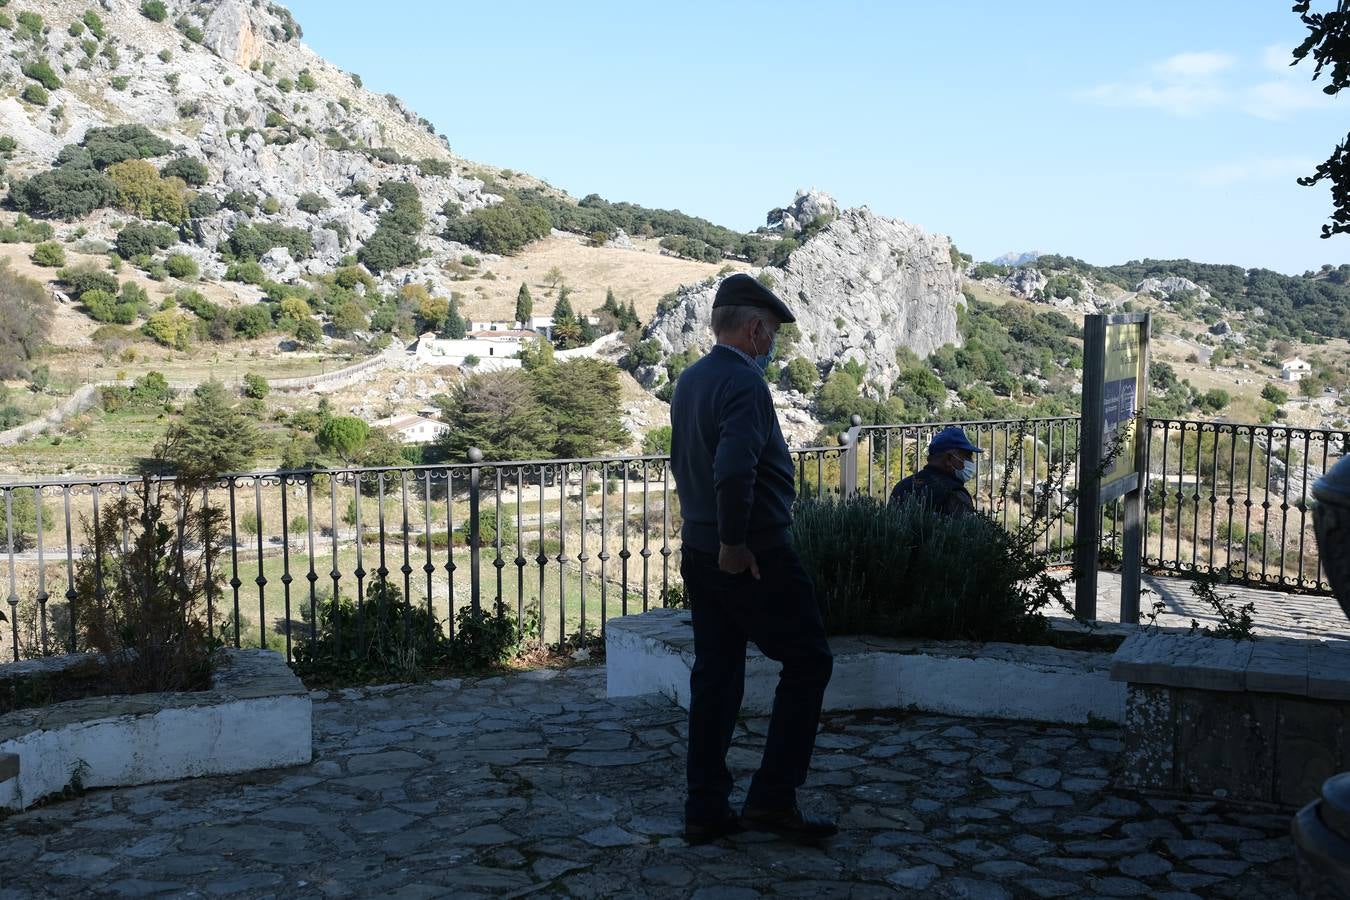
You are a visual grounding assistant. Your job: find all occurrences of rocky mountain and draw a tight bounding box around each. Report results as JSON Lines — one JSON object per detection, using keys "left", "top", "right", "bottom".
{"left": 0, "top": 0, "right": 512, "bottom": 281}
{"left": 992, "top": 250, "right": 1046, "bottom": 267}
{"left": 639, "top": 196, "right": 964, "bottom": 395}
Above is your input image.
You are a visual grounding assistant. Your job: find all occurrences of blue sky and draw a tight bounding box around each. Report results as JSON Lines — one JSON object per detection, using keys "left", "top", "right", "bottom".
{"left": 284, "top": 1, "right": 1348, "bottom": 274}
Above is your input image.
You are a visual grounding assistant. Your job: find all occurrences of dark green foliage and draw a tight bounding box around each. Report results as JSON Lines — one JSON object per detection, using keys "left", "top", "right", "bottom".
{"left": 792, "top": 498, "right": 1055, "bottom": 643}
{"left": 434, "top": 369, "right": 553, "bottom": 461}
{"left": 241, "top": 372, "right": 269, "bottom": 399}
{"left": 9, "top": 167, "right": 117, "bottom": 219}
{"left": 356, "top": 227, "right": 420, "bottom": 273}
{"left": 0, "top": 215, "right": 52, "bottom": 243}
{"left": 442, "top": 196, "right": 550, "bottom": 255}
{"left": 297, "top": 69, "right": 317, "bottom": 91}
{"left": 20, "top": 84, "right": 48, "bottom": 106}
{"left": 80, "top": 125, "right": 174, "bottom": 170}
{"left": 140, "top": 0, "right": 168, "bottom": 22}
{"left": 514, "top": 282, "right": 533, "bottom": 324}
{"left": 115, "top": 222, "right": 177, "bottom": 258}
{"left": 222, "top": 190, "right": 257, "bottom": 214}
{"left": 296, "top": 192, "right": 328, "bottom": 214}
{"left": 225, "top": 222, "right": 313, "bottom": 260}
{"left": 358, "top": 181, "right": 424, "bottom": 273}
{"left": 159, "top": 156, "right": 208, "bottom": 186}
{"left": 83, "top": 10, "right": 105, "bottom": 38}
{"left": 73, "top": 480, "right": 217, "bottom": 697}
{"left": 82, "top": 289, "right": 136, "bottom": 324}
{"left": 156, "top": 380, "right": 262, "bottom": 479}
{"left": 14, "top": 10, "right": 41, "bottom": 39}
{"left": 785, "top": 357, "right": 818, "bottom": 393}
{"left": 442, "top": 295, "right": 465, "bottom": 339}
{"left": 187, "top": 193, "right": 220, "bottom": 218}
{"left": 165, "top": 253, "right": 197, "bottom": 279}
{"left": 233, "top": 304, "right": 272, "bottom": 338}
{"left": 291, "top": 583, "right": 533, "bottom": 686}
{"left": 416, "top": 157, "right": 453, "bottom": 177}
{"left": 31, "top": 241, "right": 64, "bottom": 267}
{"left": 110, "top": 75, "right": 130, "bottom": 91}
{"left": 57, "top": 264, "right": 117, "bottom": 297}
{"left": 225, "top": 260, "right": 266, "bottom": 285}
{"left": 1044, "top": 254, "right": 1350, "bottom": 340}
{"left": 0, "top": 263, "right": 53, "bottom": 378}
{"left": 22, "top": 59, "right": 61, "bottom": 90}
{"left": 456, "top": 506, "right": 516, "bottom": 547}
{"left": 530, "top": 358, "right": 627, "bottom": 458}
{"left": 1293, "top": 3, "right": 1350, "bottom": 237}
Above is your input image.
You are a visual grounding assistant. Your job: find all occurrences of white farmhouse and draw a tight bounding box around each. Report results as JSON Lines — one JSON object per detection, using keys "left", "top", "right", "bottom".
{"left": 371, "top": 414, "right": 449, "bottom": 445}
{"left": 1281, "top": 357, "right": 1312, "bottom": 382}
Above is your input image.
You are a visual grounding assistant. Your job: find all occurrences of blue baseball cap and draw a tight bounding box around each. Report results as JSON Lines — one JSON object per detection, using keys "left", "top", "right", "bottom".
{"left": 929, "top": 426, "right": 982, "bottom": 455}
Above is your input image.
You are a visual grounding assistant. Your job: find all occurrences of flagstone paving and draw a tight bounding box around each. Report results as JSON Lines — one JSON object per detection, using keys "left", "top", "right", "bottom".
{"left": 0, "top": 665, "right": 1298, "bottom": 898}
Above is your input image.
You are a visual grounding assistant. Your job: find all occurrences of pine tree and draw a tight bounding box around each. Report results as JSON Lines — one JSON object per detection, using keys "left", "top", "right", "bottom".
{"left": 515, "top": 282, "right": 533, "bottom": 326}
{"left": 625, "top": 299, "right": 640, "bottom": 330}
{"left": 156, "top": 380, "right": 262, "bottom": 479}
{"left": 443, "top": 295, "right": 466, "bottom": 339}
{"left": 550, "top": 292, "right": 581, "bottom": 348}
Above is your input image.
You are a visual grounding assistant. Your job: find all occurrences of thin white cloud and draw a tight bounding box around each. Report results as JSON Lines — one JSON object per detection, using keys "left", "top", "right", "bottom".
{"left": 1079, "top": 47, "right": 1335, "bottom": 120}
{"left": 1154, "top": 51, "right": 1235, "bottom": 79}
{"left": 1193, "top": 157, "right": 1316, "bottom": 188}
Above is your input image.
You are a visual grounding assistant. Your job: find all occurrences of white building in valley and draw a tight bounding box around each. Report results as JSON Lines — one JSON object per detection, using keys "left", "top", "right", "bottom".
{"left": 372, "top": 414, "right": 449, "bottom": 444}
{"left": 1281, "top": 357, "right": 1312, "bottom": 382}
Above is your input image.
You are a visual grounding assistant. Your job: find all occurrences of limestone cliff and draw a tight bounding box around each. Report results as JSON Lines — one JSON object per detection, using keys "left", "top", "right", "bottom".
{"left": 640, "top": 204, "right": 964, "bottom": 394}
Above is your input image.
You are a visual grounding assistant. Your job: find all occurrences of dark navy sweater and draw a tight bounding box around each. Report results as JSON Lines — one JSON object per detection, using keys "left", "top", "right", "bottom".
{"left": 670, "top": 345, "right": 795, "bottom": 554}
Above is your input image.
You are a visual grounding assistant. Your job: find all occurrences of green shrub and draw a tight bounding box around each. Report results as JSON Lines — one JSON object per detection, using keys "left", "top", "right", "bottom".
{"left": 22, "top": 59, "right": 61, "bottom": 90}
{"left": 68, "top": 20, "right": 84, "bottom": 36}
{"left": 82, "top": 289, "right": 136, "bottom": 324}
{"left": 83, "top": 11, "right": 105, "bottom": 39}
{"left": 222, "top": 190, "right": 257, "bottom": 214}
{"left": 417, "top": 158, "right": 454, "bottom": 177}
{"left": 15, "top": 10, "right": 41, "bottom": 39}
{"left": 31, "top": 241, "right": 65, "bottom": 267}
{"left": 785, "top": 357, "right": 818, "bottom": 393}
{"left": 791, "top": 497, "right": 1057, "bottom": 643}
{"left": 57, "top": 264, "right": 117, "bottom": 297}
{"left": 225, "top": 222, "right": 312, "bottom": 260}
{"left": 0, "top": 214, "right": 53, "bottom": 243}
{"left": 160, "top": 156, "right": 208, "bottom": 186}
{"left": 262, "top": 197, "right": 280, "bottom": 215}
{"left": 242, "top": 372, "right": 269, "bottom": 399}
{"left": 296, "top": 192, "right": 328, "bottom": 214}
{"left": 110, "top": 74, "right": 130, "bottom": 91}
{"left": 297, "top": 69, "right": 316, "bottom": 91}
{"left": 187, "top": 193, "right": 220, "bottom": 218}
{"left": 165, "top": 253, "right": 197, "bottom": 279}
{"left": 226, "top": 260, "right": 266, "bottom": 284}
{"left": 20, "top": 84, "right": 48, "bottom": 106}
{"left": 357, "top": 226, "right": 421, "bottom": 273}
{"left": 140, "top": 0, "right": 168, "bottom": 22}
{"left": 115, "top": 222, "right": 177, "bottom": 259}
{"left": 80, "top": 125, "right": 174, "bottom": 170}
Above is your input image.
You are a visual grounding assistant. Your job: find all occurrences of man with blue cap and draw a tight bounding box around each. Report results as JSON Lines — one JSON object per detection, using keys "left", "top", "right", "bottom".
{"left": 889, "top": 426, "right": 983, "bottom": 516}
{"left": 670, "top": 273, "right": 836, "bottom": 844}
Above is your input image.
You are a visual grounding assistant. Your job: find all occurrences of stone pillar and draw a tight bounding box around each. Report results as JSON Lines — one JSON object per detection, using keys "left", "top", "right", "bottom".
{"left": 1297, "top": 457, "right": 1350, "bottom": 898}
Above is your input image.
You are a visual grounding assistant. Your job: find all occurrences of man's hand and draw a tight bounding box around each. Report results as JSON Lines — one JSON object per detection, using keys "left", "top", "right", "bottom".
{"left": 718, "top": 543, "right": 760, "bottom": 579}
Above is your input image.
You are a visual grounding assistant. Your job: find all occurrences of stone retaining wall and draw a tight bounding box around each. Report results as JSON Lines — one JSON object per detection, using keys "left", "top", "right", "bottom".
{"left": 0, "top": 648, "right": 311, "bottom": 811}
{"left": 606, "top": 608, "right": 1126, "bottom": 725}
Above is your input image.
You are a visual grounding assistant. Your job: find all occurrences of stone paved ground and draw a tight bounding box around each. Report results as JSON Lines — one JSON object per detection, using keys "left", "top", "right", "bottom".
{"left": 1066, "top": 572, "right": 1349, "bottom": 641}
{"left": 0, "top": 665, "right": 1298, "bottom": 899}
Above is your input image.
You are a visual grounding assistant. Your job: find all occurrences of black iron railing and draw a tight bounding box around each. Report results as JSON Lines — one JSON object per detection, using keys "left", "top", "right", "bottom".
{"left": 2, "top": 415, "right": 1345, "bottom": 663}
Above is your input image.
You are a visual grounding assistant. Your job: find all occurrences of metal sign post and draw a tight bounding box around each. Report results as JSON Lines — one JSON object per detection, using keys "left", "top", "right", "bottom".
{"left": 1074, "top": 312, "right": 1150, "bottom": 622}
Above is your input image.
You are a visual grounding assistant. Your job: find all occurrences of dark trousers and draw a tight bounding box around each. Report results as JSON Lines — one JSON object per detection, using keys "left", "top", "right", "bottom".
{"left": 681, "top": 543, "right": 833, "bottom": 821}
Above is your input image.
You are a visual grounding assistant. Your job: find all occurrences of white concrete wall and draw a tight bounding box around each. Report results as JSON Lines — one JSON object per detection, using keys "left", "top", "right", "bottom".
{"left": 0, "top": 650, "right": 312, "bottom": 811}
{"left": 607, "top": 612, "right": 1126, "bottom": 725}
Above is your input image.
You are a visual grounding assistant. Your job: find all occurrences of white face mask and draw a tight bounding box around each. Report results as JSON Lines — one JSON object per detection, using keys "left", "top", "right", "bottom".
{"left": 955, "top": 457, "right": 977, "bottom": 483}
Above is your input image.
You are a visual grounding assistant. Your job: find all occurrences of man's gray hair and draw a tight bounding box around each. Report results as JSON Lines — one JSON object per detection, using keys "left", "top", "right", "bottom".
{"left": 711, "top": 304, "right": 772, "bottom": 337}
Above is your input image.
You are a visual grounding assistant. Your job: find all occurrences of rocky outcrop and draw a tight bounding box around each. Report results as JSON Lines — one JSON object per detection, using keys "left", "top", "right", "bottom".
{"left": 0, "top": 0, "right": 493, "bottom": 284}
{"left": 203, "top": 0, "right": 266, "bottom": 69}
{"left": 643, "top": 205, "right": 963, "bottom": 393}
{"left": 767, "top": 189, "right": 839, "bottom": 234}
{"left": 1136, "top": 276, "right": 1211, "bottom": 301}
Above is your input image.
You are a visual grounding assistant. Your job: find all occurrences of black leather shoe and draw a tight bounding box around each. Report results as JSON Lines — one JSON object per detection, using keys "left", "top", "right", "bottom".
{"left": 739, "top": 805, "right": 839, "bottom": 841}
{"left": 683, "top": 811, "right": 744, "bottom": 844}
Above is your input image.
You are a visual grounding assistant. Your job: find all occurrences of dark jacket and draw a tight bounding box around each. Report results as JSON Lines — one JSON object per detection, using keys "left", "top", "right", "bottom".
{"left": 889, "top": 464, "right": 974, "bottom": 517}
{"left": 670, "top": 345, "right": 795, "bottom": 554}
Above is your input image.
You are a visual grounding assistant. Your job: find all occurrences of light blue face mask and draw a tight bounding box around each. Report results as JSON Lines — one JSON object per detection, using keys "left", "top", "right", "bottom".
{"left": 753, "top": 325, "right": 777, "bottom": 373}
{"left": 955, "top": 458, "right": 977, "bottom": 483}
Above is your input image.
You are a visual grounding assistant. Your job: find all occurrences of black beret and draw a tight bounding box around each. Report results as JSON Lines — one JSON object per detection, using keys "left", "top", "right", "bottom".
{"left": 712, "top": 273, "right": 796, "bottom": 324}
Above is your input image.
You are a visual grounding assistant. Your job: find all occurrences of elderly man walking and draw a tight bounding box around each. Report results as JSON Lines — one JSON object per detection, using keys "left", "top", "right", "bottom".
{"left": 670, "top": 273, "right": 836, "bottom": 844}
